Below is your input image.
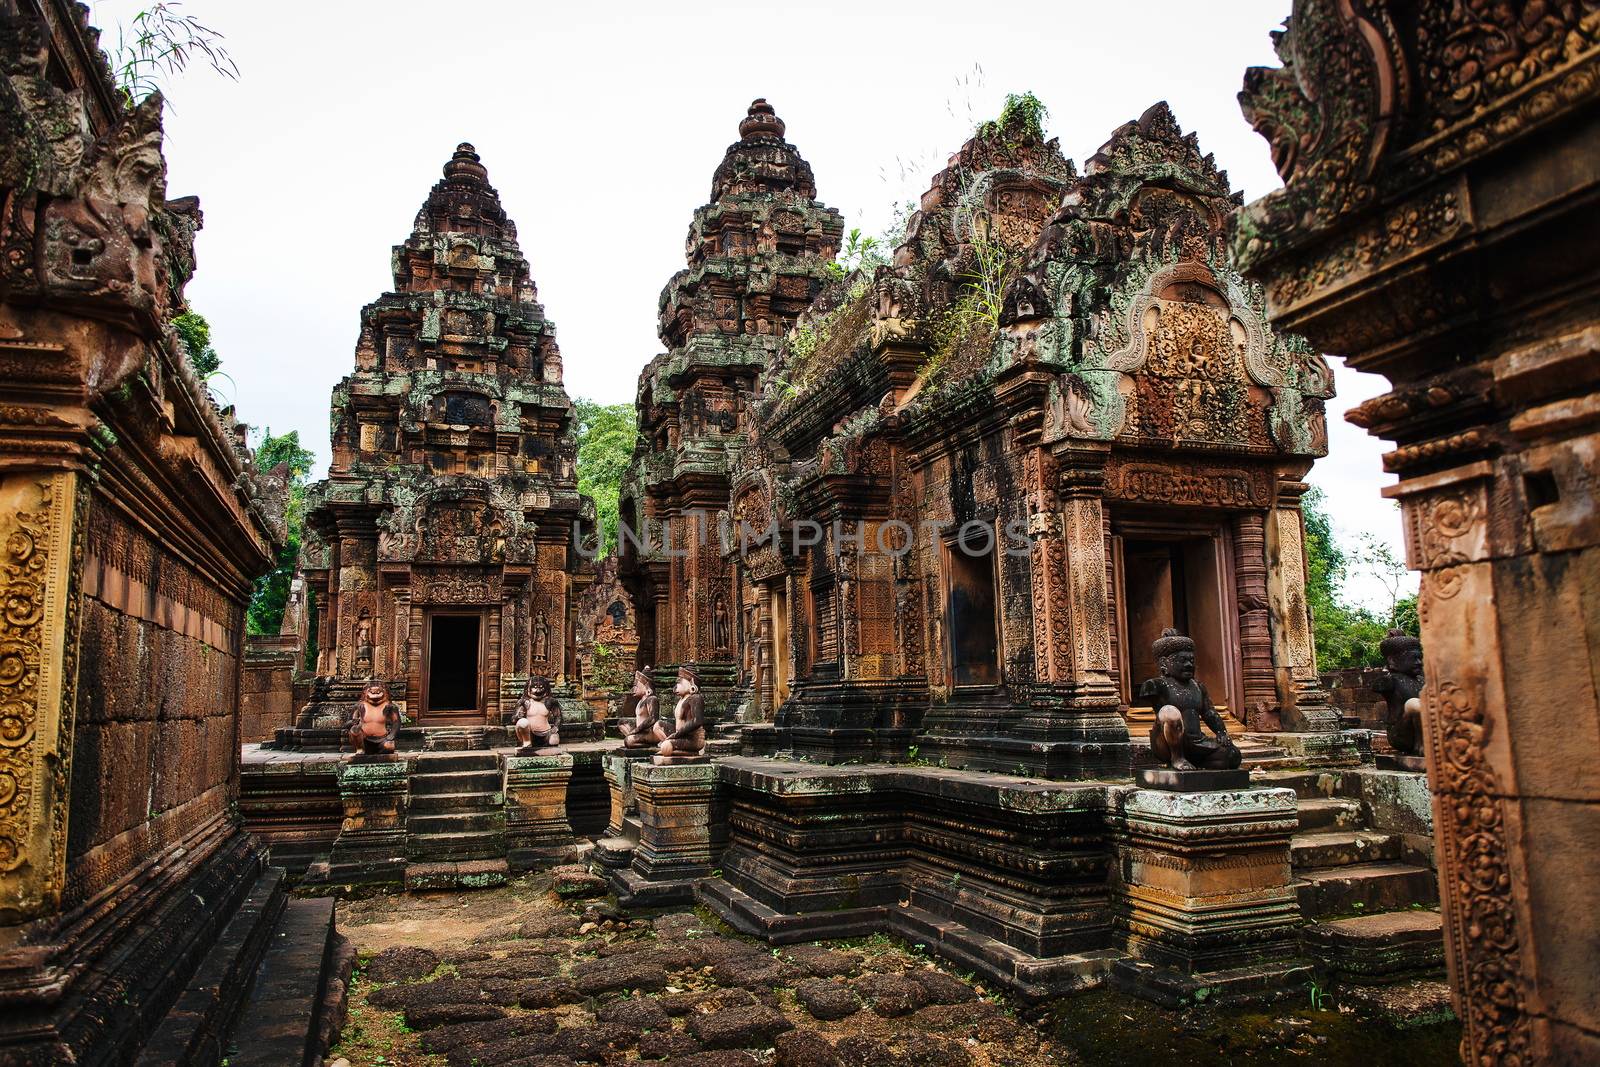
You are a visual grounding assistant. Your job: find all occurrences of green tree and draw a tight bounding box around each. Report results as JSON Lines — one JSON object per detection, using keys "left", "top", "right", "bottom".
{"left": 573, "top": 400, "right": 638, "bottom": 556}
{"left": 1301, "top": 486, "right": 1407, "bottom": 669}
{"left": 247, "top": 429, "right": 315, "bottom": 636}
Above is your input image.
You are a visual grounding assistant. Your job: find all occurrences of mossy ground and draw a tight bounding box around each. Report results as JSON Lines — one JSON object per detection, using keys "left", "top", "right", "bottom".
{"left": 324, "top": 874, "right": 1458, "bottom": 1067}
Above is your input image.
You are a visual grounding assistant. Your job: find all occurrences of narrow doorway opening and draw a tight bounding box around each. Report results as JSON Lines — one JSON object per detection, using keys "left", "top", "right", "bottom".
{"left": 426, "top": 613, "right": 481, "bottom": 715}
{"left": 946, "top": 536, "right": 1000, "bottom": 687}
{"left": 1118, "top": 536, "right": 1233, "bottom": 711}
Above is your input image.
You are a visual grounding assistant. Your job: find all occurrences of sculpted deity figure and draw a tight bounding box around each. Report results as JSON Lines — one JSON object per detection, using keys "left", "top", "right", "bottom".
{"left": 617, "top": 669, "right": 662, "bottom": 749}
{"left": 1373, "top": 628, "right": 1425, "bottom": 758}
{"left": 533, "top": 610, "right": 551, "bottom": 665}
{"left": 515, "top": 675, "right": 562, "bottom": 754}
{"left": 353, "top": 611, "right": 375, "bottom": 671}
{"left": 1138, "top": 629, "right": 1242, "bottom": 771}
{"left": 655, "top": 666, "right": 707, "bottom": 763}
{"left": 346, "top": 680, "right": 400, "bottom": 756}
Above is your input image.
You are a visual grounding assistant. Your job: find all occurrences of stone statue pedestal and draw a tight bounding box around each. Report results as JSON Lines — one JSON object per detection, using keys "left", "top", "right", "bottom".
{"left": 652, "top": 753, "right": 711, "bottom": 767}
{"left": 503, "top": 754, "right": 577, "bottom": 870}
{"left": 1136, "top": 767, "right": 1251, "bottom": 791}
{"left": 1110, "top": 786, "right": 1308, "bottom": 1006}
{"left": 594, "top": 749, "right": 654, "bottom": 872}
{"left": 607, "top": 761, "right": 724, "bottom": 907}
{"left": 311, "top": 756, "right": 410, "bottom": 890}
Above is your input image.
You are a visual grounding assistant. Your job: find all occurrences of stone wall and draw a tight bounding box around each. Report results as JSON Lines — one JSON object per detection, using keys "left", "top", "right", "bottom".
{"left": 243, "top": 635, "right": 300, "bottom": 743}
{"left": 1321, "top": 668, "right": 1385, "bottom": 729}
{"left": 0, "top": 2, "right": 288, "bottom": 1059}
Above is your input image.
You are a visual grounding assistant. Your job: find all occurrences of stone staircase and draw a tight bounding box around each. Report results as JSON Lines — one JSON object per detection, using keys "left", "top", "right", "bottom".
{"left": 404, "top": 751, "right": 509, "bottom": 888}
{"left": 1261, "top": 770, "right": 1451, "bottom": 1026}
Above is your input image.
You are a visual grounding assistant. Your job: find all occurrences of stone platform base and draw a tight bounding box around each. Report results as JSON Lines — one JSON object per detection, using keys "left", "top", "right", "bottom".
{"left": 1375, "top": 752, "right": 1427, "bottom": 772}
{"left": 699, "top": 758, "right": 1312, "bottom": 1007}
{"left": 1110, "top": 956, "right": 1314, "bottom": 1009}
{"left": 1136, "top": 767, "right": 1251, "bottom": 790}
{"left": 242, "top": 741, "right": 617, "bottom": 884}
{"left": 697, "top": 877, "right": 1123, "bottom": 1001}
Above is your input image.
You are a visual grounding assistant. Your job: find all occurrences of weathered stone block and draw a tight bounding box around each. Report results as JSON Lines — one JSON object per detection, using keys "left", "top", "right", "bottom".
{"left": 1110, "top": 786, "right": 1306, "bottom": 1005}
{"left": 317, "top": 756, "right": 411, "bottom": 889}
{"left": 503, "top": 753, "right": 575, "bottom": 870}
{"left": 609, "top": 760, "right": 723, "bottom": 906}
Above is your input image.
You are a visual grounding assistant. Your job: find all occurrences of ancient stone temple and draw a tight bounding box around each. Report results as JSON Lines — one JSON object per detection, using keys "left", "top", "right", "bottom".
{"left": 618, "top": 100, "right": 844, "bottom": 715}
{"left": 729, "top": 102, "right": 1338, "bottom": 776}
{"left": 1237, "top": 1, "right": 1600, "bottom": 1059}
{"left": 297, "top": 144, "right": 594, "bottom": 731}
{"left": 575, "top": 557, "right": 639, "bottom": 717}
{"left": 0, "top": 2, "right": 346, "bottom": 1061}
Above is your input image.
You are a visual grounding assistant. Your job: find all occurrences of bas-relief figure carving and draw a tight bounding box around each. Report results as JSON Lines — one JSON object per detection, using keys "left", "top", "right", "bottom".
{"left": 617, "top": 669, "right": 661, "bottom": 749}
{"left": 1372, "top": 628, "right": 1424, "bottom": 758}
{"left": 1139, "top": 628, "right": 1242, "bottom": 771}
{"left": 515, "top": 675, "right": 561, "bottom": 755}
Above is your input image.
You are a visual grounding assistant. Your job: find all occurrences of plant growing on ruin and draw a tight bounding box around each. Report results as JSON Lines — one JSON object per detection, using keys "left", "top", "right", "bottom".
{"left": 171, "top": 310, "right": 220, "bottom": 377}
{"left": 976, "top": 91, "right": 1048, "bottom": 146}
{"left": 827, "top": 227, "right": 887, "bottom": 281}
{"left": 959, "top": 233, "right": 1017, "bottom": 331}
{"left": 109, "top": 3, "right": 239, "bottom": 106}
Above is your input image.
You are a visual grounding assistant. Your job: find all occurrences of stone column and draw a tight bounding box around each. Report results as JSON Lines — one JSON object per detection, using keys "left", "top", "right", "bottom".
{"left": 503, "top": 753, "right": 575, "bottom": 870}
{"left": 391, "top": 588, "right": 410, "bottom": 720}
{"left": 1264, "top": 482, "right": 1337, "bottom": 732}
{"left": 1110, "top": 785, "right": 1306, "bottom": 1006}
{"left": 1230, "top": 511, "right": 1278, "bottom": 729}
{"left": 1017, "top": 447, "right": 1130, "bottom": 777}
{"left": 1232, "top": 4, "right": 1600, "bottom": 1051}
{"left": 610, "top": 761, "right": 723, "bottom": 907}
{"left": 0, "top": 471, "right": 85, "bottom": 924}
{"left": 319, "top": 756, "right": 410, "bottom": 889}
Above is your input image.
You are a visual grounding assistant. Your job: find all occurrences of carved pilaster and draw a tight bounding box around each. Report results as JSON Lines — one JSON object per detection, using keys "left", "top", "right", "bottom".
{"left": 1386, "top": 462, "right": 1532, "bottom": 1061}
{"left": 0, "top": 471, "right": 85, "bottom": 923}
{"left": 1265, "top": 482, "right": 1334, "bottom": 730}
{"left": 1231, "top": 512, "right": 1277, "bottom": 729}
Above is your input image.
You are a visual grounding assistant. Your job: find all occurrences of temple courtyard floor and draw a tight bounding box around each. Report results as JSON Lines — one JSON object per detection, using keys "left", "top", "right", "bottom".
{"left": 312, "top": 870, "right": 1460, "bottom": 1067}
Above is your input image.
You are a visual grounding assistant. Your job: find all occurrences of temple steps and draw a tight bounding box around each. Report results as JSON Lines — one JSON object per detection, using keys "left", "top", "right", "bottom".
{"left": 135, "top": 864, "right": 286, "bottom": 1067}
{"left": 405, "top": 751, "right": 507, "bottom": 864}
{"left": 409, "top": 789, "right": 502, "bottom": 814}
{"left": 1302, "top": 909, "right": 1446, "bottom": 983}
{"left": 1294, "top": 796, "right": 1364, "bottom": 832}
{"left": 409, "top": 810, "right": 506, "bottom": 836}
{"left": 411, "top": 750, "right": 501, "bottom": 773}
{"left": 222, "top": 897, "right": 354, "bottom": 1067}
{"left": 409, "top": 768, "right": 502, "bottom": 796}
{"left": 1294, "top": 861, "right": 1439, "bottom": 920}
{"left": 406, "top": 829, "right": 507, "bottom": 862}
{"left": 1290, "top": 830, "right": 1402, "bottom": 869}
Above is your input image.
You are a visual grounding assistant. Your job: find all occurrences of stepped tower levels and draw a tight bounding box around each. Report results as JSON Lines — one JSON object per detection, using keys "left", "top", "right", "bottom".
{"left": 618, "top": 100, "right": 844, "bottom": 713}
{"left": 297, "top": 144, "right": 594, "bottom": 732}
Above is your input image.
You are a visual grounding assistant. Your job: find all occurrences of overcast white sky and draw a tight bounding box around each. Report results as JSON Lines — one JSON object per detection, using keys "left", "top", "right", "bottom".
{"left": 91, "top": 0, "right": 1412, "bottom": 609}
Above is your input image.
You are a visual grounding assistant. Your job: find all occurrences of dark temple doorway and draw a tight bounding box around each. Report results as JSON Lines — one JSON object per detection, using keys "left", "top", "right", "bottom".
{"left": 1113, "top": 526, "right": 1242, "bottom": 717}
{"left": 425, "top": 613, "right": 481, "bottom": 720}
{"left": 946, "top": 537, "right": 1000, "bottom": 687}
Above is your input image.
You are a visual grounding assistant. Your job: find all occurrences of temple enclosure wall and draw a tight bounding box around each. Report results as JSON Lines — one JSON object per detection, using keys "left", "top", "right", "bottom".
{"left": 0, "top": 2, "right": 349, "bottom": 1062}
